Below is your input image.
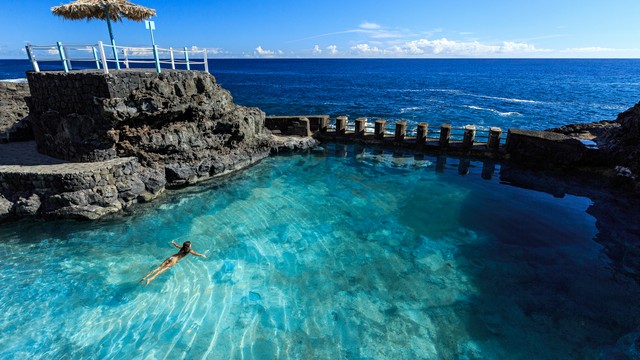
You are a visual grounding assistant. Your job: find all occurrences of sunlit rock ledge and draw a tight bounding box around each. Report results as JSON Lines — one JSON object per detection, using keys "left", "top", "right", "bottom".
{"left": 0, "top": 70, "right": 286, "bottom": 221}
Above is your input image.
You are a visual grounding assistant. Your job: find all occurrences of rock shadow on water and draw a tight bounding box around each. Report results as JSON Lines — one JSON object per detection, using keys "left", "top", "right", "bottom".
{"left": 453, "top": 162, "right": 640, "bottom": 358}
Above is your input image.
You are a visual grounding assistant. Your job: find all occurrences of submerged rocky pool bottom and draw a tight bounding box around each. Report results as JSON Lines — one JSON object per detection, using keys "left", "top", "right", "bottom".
{"left": 1, "top": 144, "right": 639, "bottom": 359}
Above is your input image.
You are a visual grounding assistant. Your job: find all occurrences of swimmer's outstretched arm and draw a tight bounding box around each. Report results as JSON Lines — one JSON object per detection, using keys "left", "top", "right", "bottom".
{"left": 171, "top": 241, "right": 181, "bottom": 249}
{"left": 190, "top": 249, "right": 207, "bottom": 258}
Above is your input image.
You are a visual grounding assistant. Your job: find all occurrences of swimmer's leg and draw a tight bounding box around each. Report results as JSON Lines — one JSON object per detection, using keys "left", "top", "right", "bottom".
{"left": 142, "top": 257, "right": 173, "bottom": 282}
{"left": 142, "top": 265, "right": 163, "bottom": 281}
{"left": 145, "top": 264, "right": 174, "bottom": 285}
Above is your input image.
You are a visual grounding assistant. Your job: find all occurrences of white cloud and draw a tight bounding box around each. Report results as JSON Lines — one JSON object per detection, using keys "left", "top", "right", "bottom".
{"left": 312, "top": 45, "right": 322, "bottom": 55}
{"left": 351, "top": 43, "right": 383, "bottom": 55}
{"left": 254, "top": 46, "right": 282, "bottom": 57}
{"left": 564, "top": 46, "right": 617, "bottom": 53}
{"left": 386, "top": 38, "right": 542, "bottom": 56}
{"left": 255, "top": 46, "right": 273, "bottom": 55}
{"left": 360, "top": 22, "right": 381, "bottom": 30}
{"left": 326, "top": 45, "right": 338, "bottom": 55}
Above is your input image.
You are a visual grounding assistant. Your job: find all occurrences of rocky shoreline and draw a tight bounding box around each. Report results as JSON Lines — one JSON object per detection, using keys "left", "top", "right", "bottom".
{"left": 0, "top": 81, "right": 32, "bottom": 142}
{"left": 548, "top": 101, "right": 640, "bottom": 192}
{"left": 0, "top": 71, "right": 316, "bottom": 221}
{"left": 0, "top": 71, "right": 638, "bottom": 222}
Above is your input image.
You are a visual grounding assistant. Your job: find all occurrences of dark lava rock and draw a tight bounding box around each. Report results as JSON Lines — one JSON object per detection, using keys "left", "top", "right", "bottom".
{"left": 0, "top": 81, "right": 33, "bottom": 142}
{"left": 547, "top": 100, "right": 640, "bottom": 193}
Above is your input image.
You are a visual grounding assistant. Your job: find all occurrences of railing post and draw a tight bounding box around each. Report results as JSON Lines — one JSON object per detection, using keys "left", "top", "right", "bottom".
{"left": 153, "top": 45, "right": 161, "bottom": 73}
{"left": 169, "top": 47, "right": 176, "bottom": 69}
{"left": 57, "top": 42, "right": 69, "bottom": 73}
{"left": 203, "top": 49, "right": 209, "bottom": 73}
{"left": 462, "top": 125, "right": 476, "bottom": 149}
{"left": 184, "top": 47, "right": 190, "bottom": 70}
{"left": 335, "top": 116, "right": 347, "bottom": 136}
{"left": 487, "top": 127, "right": 503, "bottom": 151}
{"left": 98, "top": 41, "right": 109, "bottom": 74}
{"left": 92, "top": 47, "right": 101, "bottom": 69}
{"left": 416, "top": 122, "right": 428, "bottom": 146}
{"left": 374, "top": 119, "right": 386, "bottom": 140}
{"left": 439, "top": 124, "right": 451, "bottom": 147}
{"left": 123, "top": 48, "right": 130, "bottom": 69}
{"left": 63, "top": 46, "right": 73, "bottom": 70}
{"left": 395, "top": 120, "right": 407, "bottom": 142}
{"left": 25, "top": 44, "right": 40, "bottom": 72}
{"left": 355, "top": 117, "right": 366, "bottom": 138}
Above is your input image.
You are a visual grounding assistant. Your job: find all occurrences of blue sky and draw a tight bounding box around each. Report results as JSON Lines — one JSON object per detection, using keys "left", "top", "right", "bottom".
{"left": 1, "top": 0, "right": 639, "bottom": 59}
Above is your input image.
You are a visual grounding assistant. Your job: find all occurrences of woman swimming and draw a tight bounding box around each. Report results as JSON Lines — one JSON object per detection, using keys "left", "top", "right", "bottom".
{"left": 142, "top": 241, "right": 206, "bottom": 285}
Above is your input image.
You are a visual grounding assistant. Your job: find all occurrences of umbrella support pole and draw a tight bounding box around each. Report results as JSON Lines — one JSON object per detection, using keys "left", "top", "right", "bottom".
{"left": 104, "top": 7, "right": 120, "bottom": 70}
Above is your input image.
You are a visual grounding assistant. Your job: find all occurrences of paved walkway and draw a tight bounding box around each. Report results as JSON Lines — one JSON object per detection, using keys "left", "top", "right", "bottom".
{"left": 0, "top": 141, "right": 131, "bottom": 174}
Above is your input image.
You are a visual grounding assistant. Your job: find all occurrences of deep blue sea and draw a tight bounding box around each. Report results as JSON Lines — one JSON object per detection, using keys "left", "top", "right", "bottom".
{"left": 2, "top": 58, "right": 640, "bottom": 130}
{"left": 2, "top": 60, "right": 640, "bottom": 359}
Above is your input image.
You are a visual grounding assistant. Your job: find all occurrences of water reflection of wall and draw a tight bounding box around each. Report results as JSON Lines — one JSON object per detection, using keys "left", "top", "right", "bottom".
{"left": 314, "top": 142, "right": 640, "bottom": 283}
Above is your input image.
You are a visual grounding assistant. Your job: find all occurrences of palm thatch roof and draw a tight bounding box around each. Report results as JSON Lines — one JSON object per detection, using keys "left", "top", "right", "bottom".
{"left": 51, "top": 0, "right": 156, "bottom": 22}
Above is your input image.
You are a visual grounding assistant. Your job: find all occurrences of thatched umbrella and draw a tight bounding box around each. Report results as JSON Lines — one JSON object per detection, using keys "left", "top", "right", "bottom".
{"left": 51, "top": 0, "right": 156, "bottom": 67}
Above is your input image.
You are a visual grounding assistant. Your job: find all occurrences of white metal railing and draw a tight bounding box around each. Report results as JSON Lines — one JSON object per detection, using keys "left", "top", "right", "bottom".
{"left": 25, "top": 41, "right": 209, "bottom": 74}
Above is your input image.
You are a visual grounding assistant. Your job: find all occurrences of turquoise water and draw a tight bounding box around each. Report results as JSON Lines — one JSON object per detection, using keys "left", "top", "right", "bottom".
{"left": 1, "top": 145, "right": 639, "bottom": 359}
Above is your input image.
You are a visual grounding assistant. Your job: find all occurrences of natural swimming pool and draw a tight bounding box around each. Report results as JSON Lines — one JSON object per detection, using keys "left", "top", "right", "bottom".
{"left": 1, "top": 144, "right": 639, "bottom": 359}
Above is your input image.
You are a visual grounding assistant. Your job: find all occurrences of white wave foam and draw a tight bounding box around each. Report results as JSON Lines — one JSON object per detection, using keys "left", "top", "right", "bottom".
{"left": 400, "top": 106, "right": 424, "bottom": 114}
{"left": 423, "top": 88, "right": 539, "bottom": 104}
{"left": 425, "top": 88, "right": 464, "bottom": 94}
{"left": 468, "top": 94, "right": 538, "bottom": 104}
{"left": 0, "top": 78, "right": 27, "bottom": 83}
{"left": 464, "top": 105, "right": 522, "bottom": 117}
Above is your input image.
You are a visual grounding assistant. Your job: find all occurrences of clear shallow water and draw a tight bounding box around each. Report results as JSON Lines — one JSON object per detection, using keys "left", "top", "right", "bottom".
{"left": 2, "top": 59, "right": 640, "bottom": 131}
{"left": 1, "top": 145, "right": 639, "bottom": 359}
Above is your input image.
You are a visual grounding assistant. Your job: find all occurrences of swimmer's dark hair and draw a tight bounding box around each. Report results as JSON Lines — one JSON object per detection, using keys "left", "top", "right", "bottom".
{"left": 178, "top": 241, "right": 192, "bottom": 255}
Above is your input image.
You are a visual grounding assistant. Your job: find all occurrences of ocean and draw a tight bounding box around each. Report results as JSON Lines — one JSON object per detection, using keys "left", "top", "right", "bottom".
{"left": 2, "top": 59, "right": 640, "bottom": 358}
{"left": 2, "top": 58, "right": 640, "bottom": 131}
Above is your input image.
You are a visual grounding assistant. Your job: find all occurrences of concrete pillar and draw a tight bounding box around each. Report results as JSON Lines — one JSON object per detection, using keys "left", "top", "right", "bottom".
{"left": 416, "top": 122, "right": 428, "bottom": 146}
{"left": 462, "top": 125, "right": 476, "bottom": 149}
{"left": 439, "top": 124, "right": 451, "bottom": 147}
{"left": 505, "top": 129, "right": 514, "bottom": 150}
{"left": 318, "top": 116, "right": 329, "bottom": 133}
{"left": 375, "top": 119, "right": 386, "bottom": 140}
{"left": 487, "top": 127, "right": 502, "bottom": 151}
{"left": 336, "top": 116, "right": 348, "bottom": 136}
{"left": 395, "top": 121, "right": 407, "bottom": 142}
{"left": 294, "top": 117, "right": 311, "bottom": 137}
{"left": 355, "top": 117, "right": 366, "bottom": 138}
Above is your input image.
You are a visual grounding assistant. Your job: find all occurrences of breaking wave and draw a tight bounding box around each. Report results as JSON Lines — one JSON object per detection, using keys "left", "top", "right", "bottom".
{"left": 464, "top": 105, "right": 522, "bottom": 117}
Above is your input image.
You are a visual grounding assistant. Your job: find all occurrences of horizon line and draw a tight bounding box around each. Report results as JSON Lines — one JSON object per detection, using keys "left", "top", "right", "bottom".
{"left": 1, "top": 57, "right": 640, "bottom": 61}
